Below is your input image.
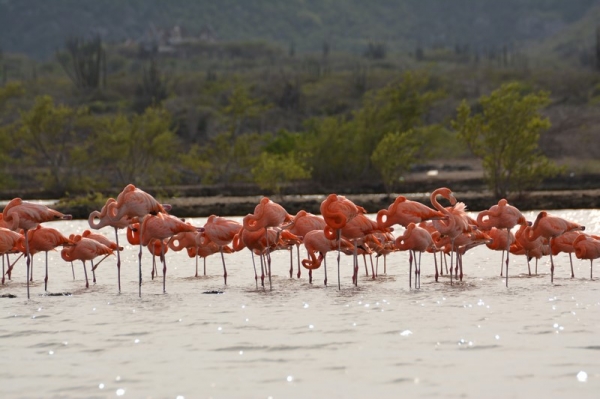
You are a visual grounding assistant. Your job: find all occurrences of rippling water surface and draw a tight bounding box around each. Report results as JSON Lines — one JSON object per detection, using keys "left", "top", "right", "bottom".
{"left": 1, "top": 210, "right": 600, "bottom": 399}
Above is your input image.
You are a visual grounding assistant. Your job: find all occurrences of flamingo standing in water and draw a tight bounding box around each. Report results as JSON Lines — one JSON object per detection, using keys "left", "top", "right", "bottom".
{"left": 286, "top": 210, "right": 326, "bottom": 279}
{"left": 301, "top": 229, "right": 355, "bottom": 285}
{"left": 527, "top": 211, "right": 585, "bottom": 283}
{"left": 477, "top": 198, "right": 528, "bottom": 287}
{"left": 203, "top": 215, "right": 242, "bottom": 285}
{"left": 394, "top": 223, "right": 436, "bottom": 288}
{"left": 107, "top": 184, "right": 171, "bottom": 296}
{"left": 573, "top": 234, "right": 600, "bottom": 279}
{"left": 2, "top": 198, "right": 72, "bottom": 299}
{"left": 484, "top": 227, "right": 516, "bottom": 277}
{"left": 26, "top": 225, "right": 73, "bottom": 292}
{"left": 320, "top": 194, "right": 364, "bottom": 289}
{"left": 429, "top": 188, "right": 471, "bottom": 285}
{"left": 243, "top": 197, "right": 293, "bottom": 289}
{"left": 140, "top": 213, "right": 199, "bottom": 293}
{"left": 0, "top": 227, "right": 25, "bottom": 285}
{"left": 550, "top": 230, "right": 584, "bottom": 279}
{"left": 89, "top": 198, "right": 130, "bottom": 292}
{"left": 81, "top": 229, "right": 123, "bottom": 289}
{"left": 61, "top": 236, "right": 114, "bottom": 288}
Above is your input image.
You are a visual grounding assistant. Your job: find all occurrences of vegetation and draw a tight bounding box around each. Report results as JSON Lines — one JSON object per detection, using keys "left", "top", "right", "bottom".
{"left": 0, "top": 2, "right": 599, "bottom": 200}
{"left": 453, "top": 83, "right": 563, "bottom": 197}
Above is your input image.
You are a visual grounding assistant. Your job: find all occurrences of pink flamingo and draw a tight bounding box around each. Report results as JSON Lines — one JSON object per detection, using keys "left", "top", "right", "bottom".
{"left": 107, "top": 184, "right": 171, "bottom": 296}
{"left": 320, "top": 194, "right": 365, "bottom": 289}
{"left": 377, "top": 195, "right": 445, "bottom": 230}
{"left": 61, "top": 236, "right": 113, "bottom": 289}
{"left": 430, "top": 188, "right": 471, "bottom": 285}
{"left": 394, "top": 223, "right": 436, "bottom": 288}
{"left": 26, "top": 226, "right": 73, "bottom": 291}
{"left": 477, "top": 198, "right": 528, "bottom": 286}
{"left": 140, "top": 213, "right": 199, "bottom": 293}
{"left": 286, "top": 210, "right": 326, "bottom": 278}
{"left": 301, "top": 229, "right": 355, "bottom": 285}
{"left": 527, "top": 211, "right": 585, "bottom": 282}
{"left": 573, "top": 234, "right": 600, "bottom": 279}
{"left": 550, "top": 230, "right": 584, "bottom": 279}
{"left": 2, "top": 198, "right": 72, "bottom": 299}
{"left": 203, "top": 215, "right": 242, "bottom": 285}
{"left": 0, "top": 227, "right": 25, "bottom": 285}
{"left": 88, "top": 198, "right": 130, "bottom": 292}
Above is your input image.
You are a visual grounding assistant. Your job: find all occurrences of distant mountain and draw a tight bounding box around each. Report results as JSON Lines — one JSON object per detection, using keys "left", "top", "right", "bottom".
{"left": 1, "top": 0, "right": 599, "bottom": 60}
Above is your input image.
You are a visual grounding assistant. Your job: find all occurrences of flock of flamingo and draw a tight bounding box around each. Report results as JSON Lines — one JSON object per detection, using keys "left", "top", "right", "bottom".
{"left": 1, "top": 184, "right": 599, "bottom": 299}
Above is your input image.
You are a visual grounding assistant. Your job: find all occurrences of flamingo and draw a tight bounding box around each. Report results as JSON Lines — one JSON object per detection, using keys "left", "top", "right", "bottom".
{"left": 169, "top": 230, "right": 205, "bottom": 276}
{"left": 61, "top": 236, "right": 113, "bottom": 288}
{"left": 202, "top": 215, "right": 242, "bottom": 285}
{"left": 527, "top": 211, "right": 585, "bottom": 282}
{"left": 89, "top": 198, "right": 130, "bottom": 292}
{"left": 81, "top": 229, "right": 123, "bottom": 288}
{"left": 2, "top": 198, "right": 72, "bottom": 299}
{"left": 301, "top": 229, "right": 355, "bottom": 285}
{"left": 0, "top": 227, "right": 25, "bottom": 285}
{"left": 394, "top": 223, "right": 436, "bottom": 288}
{"left": 573, "top": 234, "right": 600, "bottom": 279}
{"left": 429, "top": 187, "right": 471, "bottom": 285}
{"left": 243, "top": 198, "right": 292, "bottom": 289}
{"left": 26, "top": 226, "right": 73, "bottom": 292}
{"left": 286, "top": 210, "right": 326, "bottom": 279}
{"left": 550, "top": 230, "right": 584, "bottom": 279}
{"left": 484, "top": 227, "right": 516, "bottom": 277}
{"left": 140, "top": 213, "right": 200, "bottom": 293}
{"left": 477, "top": 198, "right": 528, "bottom": 286}
{"left": 320, "top": 194, "right": 364, "bottom": 289}
{"left": 377, "top": 195, "right": 445, "bottom": 230}
{"left": 107, "top": 184, "right": 171, "bottom": 296}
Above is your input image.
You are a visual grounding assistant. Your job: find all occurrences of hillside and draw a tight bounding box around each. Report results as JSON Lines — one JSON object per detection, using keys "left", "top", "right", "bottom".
{"left": 1, "top": 0, "right": 598, "bottom": 60}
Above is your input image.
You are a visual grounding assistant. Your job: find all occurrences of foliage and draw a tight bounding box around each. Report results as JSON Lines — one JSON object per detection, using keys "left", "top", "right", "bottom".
{"left": 371, "top": 125, "right": 446, "bottom": 193}
{"left": 452, "top": 82, "right": 563, "bottom": 197}
{"left": 56, "top": 36, "right": 106, "bottom": 90}
{"left": 91, "top": 107, "right": 182, "bottom": 187}
{"left": 133, "top": 58, "right": 169, "bottom": 113}
{"left": 251, "top": 151, "right": 310, "bottom": 198}
{"left": 15, "top": 95, "right": 91, "bottom": 192}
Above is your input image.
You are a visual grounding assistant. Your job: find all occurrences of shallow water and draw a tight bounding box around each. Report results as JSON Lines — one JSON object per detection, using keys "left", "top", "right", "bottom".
{"left": 1, "top": 209, "right": 600, "bottom": 399}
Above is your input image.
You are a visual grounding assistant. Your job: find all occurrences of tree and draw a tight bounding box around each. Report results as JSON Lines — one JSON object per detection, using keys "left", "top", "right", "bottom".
{"left": 16, "top": 95, "right": 91, "bottom": 193}
{"left": 251, "top": 152, "right": 310, "bottom": 199}
{"left": 452, "top": 82, "right": 562, "bottom": 197}
{"left": 92, "top": 107, "right": 181, "bottom": 187}
{"left": 371, "top": 125, "right": 444, "bottom": 194}
{"left": 56, "top": 36, "right": 106, "bottom": 90}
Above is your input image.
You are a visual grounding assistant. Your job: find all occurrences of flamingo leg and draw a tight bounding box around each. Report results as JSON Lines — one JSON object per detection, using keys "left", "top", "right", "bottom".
{"left": 220, "top": 247, "right": 228, "bottom": 285}
{"left": 138, "top": 240, "right": 143, "bottom": 298}
{"left": 151, "top": 255, "right": 156, "bottom": 280}
{"left": 590, "top": 260, "right": 593, "bottom": 280}
{"left": 384, "top": 253, "right": 387, "bottom": 274}
{"left": 114, "top": 227, "right": 121, "bottom": 293}
{"left": 434, "top": 251, "right": 439, "bottom": 282}
{"left": 44, "top": 251, "right": 48, "bottom": 291}
{"left": 324, "top": 256, "right": 328, "bottom": 286}
{"left": 336, "top": 229, "right": 341, "bottom": 290}
{"left": 549, "top": 238, "right": 555, "bottom": 283}
{"left": 309, "top": 269, "right": 312, "bottom": 284}
{"left": 1, "top": 255, "right": 4, "bottom": 285}
{"left": 363, "top": 254, "right": 369, "bottom": 277}
{"left": 260, "top": 253, "right": 265, "bottom": 288}
{"left": 418, "top": 251, "right": 422, "bottom": 288}
{"left": 71, "top": 261, "right": 75, "bottom": 280}
{"left": 500, "top": 249, "right": 505, "bottom": 277}
{"left": 264, "top": 232, "right": 272, "bottom": 291}
{"left": 505, "top": 228, "right": 510, "bottom": 287}
{"left": 296, "top": 245, "right": 301, "bottom": 279}
{"left": 459, "top": 252, "right": 463, "bottom": 281}
{"left": 162, "top": 242, "right": 167, "bottom": 294}
{"left": 526, "top": 251, "right": 531, "bottom": 276}
{"left": 203, "top": 257, "right": 207, "bottom": 277}
{"left": 370, "top": 254, "right": 375, "bottom": 279}
{"left": 251, "top": 252, "right": 258, "bottom": 289}
{"left": 353, "top": 242, "right": 359, "bottom": 287}
{"left": 569, "top": 253, "right": 574, "bottom": 278}
{"left": 289, "top": 247, "right": 293, "bottom": 278}
{"left": 91, "top": 260, "right": 96, "bottom": 284}
{"left": 82, "top": 260, "right": 89, "bottom": 288}
{"left": 195, "top": 249, "right": 199, "bottom": 277}
{"left": 535, "top": 258, "right": 538, "bottom": 275}
{"left": 375, "top": 255, "right": 379, "bottom": 277}
{"left": 450, "top": 238, "right": 455, "bottom": 286}
{"left": 24, "top": 229, "right": 31, "bottom": 299}
{"left": 409, "top": 250, "right": 413, "bottom": 288}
